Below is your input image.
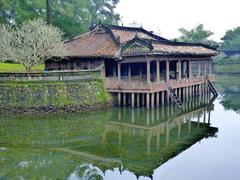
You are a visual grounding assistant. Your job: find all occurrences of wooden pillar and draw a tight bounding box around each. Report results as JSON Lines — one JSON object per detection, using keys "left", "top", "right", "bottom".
{"left": 198, "top": 61, "right": 201, "bottom": 76}
{"left": 161, "top": 91, "right": 165, "bottom": 105}
{"left": 139, "top": 66, "right": 142, "bottom": 82}
{"left": 209, "top": 60, "right": 212, "bottom": 75}
{"left": 129, "top": 93, "right": 132, "bottom": 106}
{"left": 141, "top": 93, "right": 145, "bottom": 106}
{"left": 199, "top": 84, "right": 202, "bottom": 96}
{"left": 131, "top": 93, "right": 135, "bottom": 108}
{"left": 182, "top": 87, "right": 185, "bottom": 100}
{"left": 156, "top": 92, "right": 160, "bottom": 107}
{"left": 189, "top": 86, "right": 192, "bottom": 98}
{"left": 186, "top": 86, "right": 189, "bottom": 99}
{"left": 204, "top": 61, "right": 207, "bottom": 75}
{"left": 156, "top": 60, "right": 160, "bottom": 83}
{"left": 189, "top": 60, "right": 192, "bottom": 78}
{"left": 128, "top": 63, "right": 131, "bottom": 81}
{"left": 136, "top": 93, "right": 140, "bottom": 107}
{"left": 113, "top": 65, "right": 116, "bottom": 77}
{"left": 146, "top": 93, "right": 150, "bottom": 109}
{"left": 179, "top": 88, "right": 182, "bottom": 100}
{"left": 147, "top": 61, "right": 151, "bottom": 84}
{"left": 123, "top": 93, "right": 126, "bottom": 106}
{"left": 178, "top": 60, "right": 182, "bottom": 80}
{"left": 192, "top": 86, "right": 194, "bottom": 97}
{"left": 167, "top": 91, "right": 170, "bottom": 104}
{"left": 166, "top": 60, "right": 169, "bottom": 82}
{"left": 118, "top": 92, "right": 121, "bottom": 106}
{"left": 118, "top": 62, "right": 121, "bottom": 81}
{"left": 151, "top": 93, "right": 155, "bottom": 108}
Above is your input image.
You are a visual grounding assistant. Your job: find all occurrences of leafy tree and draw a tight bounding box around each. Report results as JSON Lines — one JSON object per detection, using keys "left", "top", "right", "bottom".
{"left": 0, "top": 19, "right": 67, "bottom": 72}
{"left": 87, "top": 0, "right": 120, "bottom": 25}
{"left": 176, "top": 24, "right": 218, "bottom": 48}
{"left": 0, "top": 0, "right": 120, "bottom": 37}
{"left": 220, "top": 27, "right": 240, "bottom": 50}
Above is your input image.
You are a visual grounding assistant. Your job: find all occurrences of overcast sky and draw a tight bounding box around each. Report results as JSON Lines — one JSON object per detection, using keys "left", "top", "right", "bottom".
{"left": 115, "top": 0, "right": 240, "bottom": 41}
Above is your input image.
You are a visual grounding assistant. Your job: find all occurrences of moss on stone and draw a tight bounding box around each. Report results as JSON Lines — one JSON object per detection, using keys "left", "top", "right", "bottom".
{"left": 0, "top": 79, "right": 110, "bottom": 112}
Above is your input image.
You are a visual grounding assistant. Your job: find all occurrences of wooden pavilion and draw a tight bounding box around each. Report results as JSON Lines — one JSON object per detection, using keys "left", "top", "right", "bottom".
{"left": 45, "top": 23, "right": 219, "bottom": 108}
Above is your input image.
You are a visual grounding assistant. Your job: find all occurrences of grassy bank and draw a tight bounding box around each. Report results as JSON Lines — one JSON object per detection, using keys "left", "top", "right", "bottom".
{"left": 0, "top": 63, "right": 44, "bottom": 73}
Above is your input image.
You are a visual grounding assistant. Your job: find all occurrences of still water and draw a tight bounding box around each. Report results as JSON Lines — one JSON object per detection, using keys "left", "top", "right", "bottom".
{"left": 0, "top": 93, "right": 240, "bottom": 180}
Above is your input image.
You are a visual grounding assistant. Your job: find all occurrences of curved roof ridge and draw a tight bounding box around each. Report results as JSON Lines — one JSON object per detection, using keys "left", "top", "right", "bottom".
{"left": 136, "top": 37, "right": 218, "bottom": 51}
{"left": 102, "top": 23, "right": 169, "bottom": 42}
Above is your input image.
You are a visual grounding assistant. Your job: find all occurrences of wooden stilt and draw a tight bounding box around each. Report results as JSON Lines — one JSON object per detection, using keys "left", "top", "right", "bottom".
{"left": 156, "top": 92, "right": 160, "bottom": 107}
{"left": 118, "top": 93, "right": 121, "bottom": 106}
{"left": 141, "top": 93, "right": 145, "bottom": 107}
{"left": 146, "top": 93, "right": 150, "bottom": 109}
{"left": 131, "top": 93, "right": 135, "bottom": 108}
{"left": 137, "top": 93, "right": 140, "bottom": 107}
{"left": 123, "top": 93, "right": 126, "bottom": 106}
{"left": 151, "top": 93, "right": 155, "bottom": 108}
{"left": 161, "top": 91, "right": 165, "bottom": 105}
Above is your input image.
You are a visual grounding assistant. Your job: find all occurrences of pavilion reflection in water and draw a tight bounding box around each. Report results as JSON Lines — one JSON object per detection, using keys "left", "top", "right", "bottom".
{"left": 55, "top": 95, "right": 218, "bottom": 178}
{"left": 0, "top": 95, "right": 218, "bottom": 179}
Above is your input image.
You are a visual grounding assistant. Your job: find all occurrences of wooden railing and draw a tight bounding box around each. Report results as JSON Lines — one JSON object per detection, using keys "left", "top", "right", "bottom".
{"left": 106, "top": 75, "right": 215, "bottom": 92}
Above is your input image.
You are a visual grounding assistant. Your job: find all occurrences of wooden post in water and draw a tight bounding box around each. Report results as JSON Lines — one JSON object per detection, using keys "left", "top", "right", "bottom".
{"left": 136, "top": 93, "right": 140, "bottom": 107}
{"left": 146, "top": 93, "right": 150, "bottom": 109}
{"left": 118, "top": 93, "right": 121, "bottom": 106}
{"left": 141, "top": 93, "right": 145, "bottom": 107}
{"left": 161, "top": 91, "right": 165, "bottom": 105}
{"left": 151, "top": 93, "right": 155, "bottom": 108}
{"left": 131, "top": 93, "right": 135, "bottom": 108}
{"left": 123, "top": 93, "right": 126, "bottom": 106}
{"left": 156, "top": 92, "right": 160, "bottom": 107}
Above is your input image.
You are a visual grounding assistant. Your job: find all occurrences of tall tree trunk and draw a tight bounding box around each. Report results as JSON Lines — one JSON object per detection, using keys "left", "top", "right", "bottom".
{"left": 46, "top": 0, "right": 51, "bottom": 25}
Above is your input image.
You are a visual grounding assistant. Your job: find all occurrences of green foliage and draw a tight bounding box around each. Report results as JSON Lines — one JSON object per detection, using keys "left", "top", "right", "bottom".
{"left": 177, "top": 24, "right": 218, "bottom": 48}
{"left": 220, "top": 26, "right": 240, "bottom": 50}
{"left": 0, "top": 0, "right": 120, "bottom": 38}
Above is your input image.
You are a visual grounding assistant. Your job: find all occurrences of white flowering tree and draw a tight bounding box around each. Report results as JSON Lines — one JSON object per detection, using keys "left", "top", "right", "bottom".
{"left": 0, "top": 19, "right": 67, "bottom": 73}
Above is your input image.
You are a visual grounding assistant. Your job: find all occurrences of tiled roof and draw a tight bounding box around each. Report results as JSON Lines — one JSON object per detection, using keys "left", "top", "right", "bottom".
{"left": 121, "top": 37, "right": 218, "bottom": 56}
{"left": 152, "top": 42, "right": 217, "bottom": 55}
{"left": 104, "top": 24, "right": 168, "bottom": 44}
{"left": 64, "top": 23, "right": 218, "bottom": 58}
{"left": 65, "top": 32, "right": 117, "bottom": 57}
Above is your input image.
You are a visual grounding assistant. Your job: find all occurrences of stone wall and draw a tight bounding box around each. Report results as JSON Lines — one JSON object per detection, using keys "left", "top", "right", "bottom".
{"left": 0, "top": 79, "right": 111, "bottom": 114}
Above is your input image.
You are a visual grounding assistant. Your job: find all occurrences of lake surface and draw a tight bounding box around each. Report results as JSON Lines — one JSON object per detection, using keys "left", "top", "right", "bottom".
{"left": 1, "top": 91, "right": 240, "bottom": 179}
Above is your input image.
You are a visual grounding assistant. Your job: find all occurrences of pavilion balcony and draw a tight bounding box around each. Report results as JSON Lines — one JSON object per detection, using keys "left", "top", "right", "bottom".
{"left": 106, "top": 75, "right": 214, "bottom": 93}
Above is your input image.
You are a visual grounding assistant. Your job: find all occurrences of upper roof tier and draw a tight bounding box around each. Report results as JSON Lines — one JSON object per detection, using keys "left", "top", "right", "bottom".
{"left": 65, "top": 23, "right": 218, "bottom": 58}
